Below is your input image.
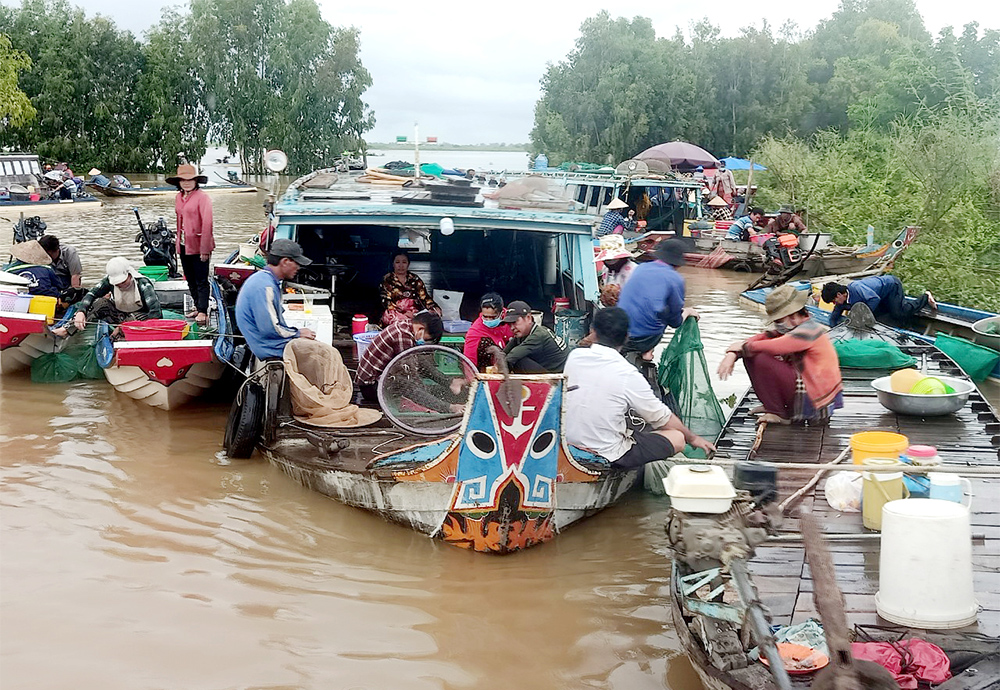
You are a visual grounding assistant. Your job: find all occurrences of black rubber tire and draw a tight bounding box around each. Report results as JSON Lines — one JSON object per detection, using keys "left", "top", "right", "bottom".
{"left": 224, "top": 381, "right": 264, "bottom": 459}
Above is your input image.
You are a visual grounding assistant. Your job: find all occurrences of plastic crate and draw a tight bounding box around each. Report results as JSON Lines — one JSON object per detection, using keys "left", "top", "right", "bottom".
{"left": 0, "top": 291, "right": 33, "bottom": 313}
{"left": 120, "top": 319, "right": 189, "bottom": 342}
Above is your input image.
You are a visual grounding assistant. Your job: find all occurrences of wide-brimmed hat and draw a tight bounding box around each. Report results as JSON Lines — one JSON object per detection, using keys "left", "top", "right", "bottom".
{"left": 166, "top": 163, "right": 208, "bottom": 186}
{"left": 653, "top": 239, "right": 687, "bottom": 267}
{"left": 594, "top": 234, "right": 632, "bottom": 262}
{"left": 8, "top": 240, "right": 51, "bottom": 265}
{"left": 764, "top": 284, "right": 810, "bottom": 323}
{"left": 778, "top": 204, "right": 795, "bottom": 214}
{"left": 88, "top": 168, "right": 101, "bottom": 176}
{"left": 707, "top": 196, "right": 728, "bottom": 207}
{"left": 605, "top": 197, "right": 629, "bottom": 211}
{"left": 106, "top": 257, "right": 136, "bottom": 285}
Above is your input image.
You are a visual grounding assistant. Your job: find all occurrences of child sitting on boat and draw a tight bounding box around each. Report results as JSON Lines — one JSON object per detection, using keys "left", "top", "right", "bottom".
{"left": 717, "top": 284, "right": 843, "bottom": 425}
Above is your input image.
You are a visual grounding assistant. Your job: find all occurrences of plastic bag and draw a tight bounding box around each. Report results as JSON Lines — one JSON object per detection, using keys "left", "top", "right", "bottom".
{"left": 824, "top": 471, "right": 862, "bottom": 512}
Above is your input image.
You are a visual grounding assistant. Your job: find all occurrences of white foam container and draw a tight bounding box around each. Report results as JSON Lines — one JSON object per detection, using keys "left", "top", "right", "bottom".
{"left": 876, "top": 498, "right": 978, "bottom": 628}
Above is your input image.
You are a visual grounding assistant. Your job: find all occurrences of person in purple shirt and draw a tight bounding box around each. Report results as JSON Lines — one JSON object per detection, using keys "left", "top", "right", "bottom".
{"left": 617, "top": 239, "right": 698, "bottom": 360}
{"left": 822, "top": 275, "right": 936, "bottom": 327}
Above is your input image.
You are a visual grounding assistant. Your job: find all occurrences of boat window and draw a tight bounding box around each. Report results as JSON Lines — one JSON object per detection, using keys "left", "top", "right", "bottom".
{"left": 1, "top": 162, "right": 11, "bottom": 176}
{"left": 588, "top": 186, "right": 603, "bottom": 209}
{"left": 575, "top": 185, "right": 588, "bottom": 205}
{"left": 13, "top": 161, "right": 24, "bottom": 175}
{"left": 28, "top": 161, "right": 40, "bottom": 175}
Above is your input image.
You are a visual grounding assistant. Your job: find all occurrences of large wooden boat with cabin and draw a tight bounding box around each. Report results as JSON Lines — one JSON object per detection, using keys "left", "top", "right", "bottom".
{"left": 1, "top": 153, "right": 103, "bottom": 212}
{"left": 665, "top": 309, "right": 999, "bottom": 689}
{"left": 220, "top": 163, "right": 707, "bottom": 553}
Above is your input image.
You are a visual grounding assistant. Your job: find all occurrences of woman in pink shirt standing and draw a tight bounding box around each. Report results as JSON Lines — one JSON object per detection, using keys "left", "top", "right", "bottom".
{"left": 167, "top": 164, "right": 215, "bottom": 325}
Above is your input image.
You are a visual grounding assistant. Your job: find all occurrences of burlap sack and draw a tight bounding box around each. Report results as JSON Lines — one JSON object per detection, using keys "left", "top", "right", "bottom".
{"left": 282, "top": 338, "right": 382, "bottom": 427}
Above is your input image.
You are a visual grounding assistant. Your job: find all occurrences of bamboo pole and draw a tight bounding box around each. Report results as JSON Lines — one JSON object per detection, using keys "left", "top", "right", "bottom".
{"left": 694, "top": 457, "right": 1000, "bottom": 475}
{"left": 778, "top": 446, "right": 851, "bottom": 515}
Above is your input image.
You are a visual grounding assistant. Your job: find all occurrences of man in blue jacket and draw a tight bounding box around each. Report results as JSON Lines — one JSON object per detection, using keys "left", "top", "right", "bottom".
{"left": 235, "top": 239, "right": 316, "bottom": 360}
{"left": 617, "top": 239, "right": 698, "bottom": 360}
{"left": 822, "top": 275, "right": 936, "bottom": 327}
{"left": 4, "top": 240, "right": 61, "bottom": 297}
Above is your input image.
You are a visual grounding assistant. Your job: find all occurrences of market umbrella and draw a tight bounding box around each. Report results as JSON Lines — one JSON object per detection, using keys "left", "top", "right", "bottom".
{"left": 635, "top": 141, "right": 719, "bottom": 170}
{"left": 720, "top": 156, "right": 767, "bottom": 171}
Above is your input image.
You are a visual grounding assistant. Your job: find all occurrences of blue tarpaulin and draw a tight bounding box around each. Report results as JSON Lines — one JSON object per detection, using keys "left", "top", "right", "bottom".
{"left": 720, "top": 156, "right": 766, "bottom": 171}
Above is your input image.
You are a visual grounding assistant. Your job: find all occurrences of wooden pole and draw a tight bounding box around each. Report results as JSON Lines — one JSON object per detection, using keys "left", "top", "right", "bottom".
{"left": 778, "top": 446, "right": 851, "bottom": 515}
{"left": 695, "top": 457, "right": 1000, "bottom": 475}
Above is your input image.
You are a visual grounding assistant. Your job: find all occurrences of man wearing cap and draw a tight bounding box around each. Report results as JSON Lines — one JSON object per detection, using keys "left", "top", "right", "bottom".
{"left": 565, "top": 308, "right": 716, "bottom": 467}
{"left": 53, "top": 257, "right": 163, "bottom": 335}
{"left": 718, "top": 284, "right": 842, "bottom": 425}
{"left": 765, "top": 205, "right": 807, "bottom": 235}
{"left": 235, "top": 239, "right": 316, "bottom": 360}
{"left": 726, "top": 207, "right": 765, "bottom": 242}
{"left": 3, "top": 240, "right": 61, "bottom": 297}
{"left": 617, "top": 239, "right": 698, "bottom": 359}
{"left": 501, "top": 301, "right": 568, "bottom": 373}
{"left": 597, "top": 198, "right": 636, "bottom": 237}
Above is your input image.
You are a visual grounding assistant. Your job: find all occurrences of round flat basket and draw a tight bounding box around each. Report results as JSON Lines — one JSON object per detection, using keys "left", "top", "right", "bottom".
{"left": 376, "top": 344, "right": 477, "bottom": 436}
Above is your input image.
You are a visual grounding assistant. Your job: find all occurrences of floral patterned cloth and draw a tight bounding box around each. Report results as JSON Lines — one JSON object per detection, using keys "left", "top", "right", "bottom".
{"left": 379, "top": 271, "right": 438, "bottom": 325}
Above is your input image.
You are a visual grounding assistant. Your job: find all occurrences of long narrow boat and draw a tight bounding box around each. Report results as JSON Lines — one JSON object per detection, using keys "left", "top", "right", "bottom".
{"left": 668, "top": 312, "right": 999, "bottom": 689}
{"left": 97, "top": 279, "right": 236, "bottom": 410}
{"left": 221, "top": 164, "right": 706, "bottom": 552}
{"left": 87, "top": 181, "right": 257, "bottom": 197}
{"left": 0, "top": 310, "right": 56, "bottom": 374}
{"left": 1, "top": 152, "right": 104, "bottom": 212}
{"left": 740, "top": 280, "right": 1000, "bottom": 382}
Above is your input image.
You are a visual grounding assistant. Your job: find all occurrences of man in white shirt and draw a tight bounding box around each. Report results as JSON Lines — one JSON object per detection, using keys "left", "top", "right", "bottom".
{"left": 564, "top": 308, "right": 716, "bottom": 468}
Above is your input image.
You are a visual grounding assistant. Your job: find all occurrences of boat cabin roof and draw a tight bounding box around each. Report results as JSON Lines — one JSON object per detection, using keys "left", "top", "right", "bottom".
{"left": 0, "top": 154, "right": 43, "bottom": 185}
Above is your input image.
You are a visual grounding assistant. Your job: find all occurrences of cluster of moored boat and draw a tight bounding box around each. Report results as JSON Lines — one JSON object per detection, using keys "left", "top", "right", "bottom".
{"left": 3, "top": 159, "right": 998, "bottom": 688}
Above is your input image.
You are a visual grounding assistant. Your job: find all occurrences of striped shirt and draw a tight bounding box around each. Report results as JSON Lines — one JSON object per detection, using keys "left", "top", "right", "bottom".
{"left": 356, "top": 320, "right": 415, "bottom": 385}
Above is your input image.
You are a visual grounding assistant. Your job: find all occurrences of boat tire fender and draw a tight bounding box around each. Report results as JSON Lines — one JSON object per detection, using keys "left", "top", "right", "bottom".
{"left": 224, "top": 380, "right": 265, "bottom": 459}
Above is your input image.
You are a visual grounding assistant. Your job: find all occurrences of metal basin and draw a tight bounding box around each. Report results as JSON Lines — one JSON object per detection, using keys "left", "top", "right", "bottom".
{"left": 871, "top": 375, "right": 975, "bottom": 416}
{"left": 972, "top": 316, "right": 1000, "bottom": 351}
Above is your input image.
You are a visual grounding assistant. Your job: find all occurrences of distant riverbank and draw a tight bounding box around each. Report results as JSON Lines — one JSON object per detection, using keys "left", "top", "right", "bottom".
{"left": 367, "top": 142, "right": 529, "bottom": 152}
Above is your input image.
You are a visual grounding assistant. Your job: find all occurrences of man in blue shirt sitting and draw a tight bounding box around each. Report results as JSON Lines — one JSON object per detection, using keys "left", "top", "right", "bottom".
{"left": 726, "top": 207, "right": 765, "bottom": 241}
{"left": 617, "top": 239, "right": 698, "bottom": 360}
{"left": 235, "top": 239, "right": 316, "bottom": 360}
{"left": 822, "top": 275, "right": 936, "bottom": 327}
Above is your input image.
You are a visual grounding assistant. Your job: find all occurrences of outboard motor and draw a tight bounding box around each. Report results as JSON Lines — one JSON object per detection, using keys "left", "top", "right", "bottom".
{"left": 12, "top": 216, "right": 47, "bottom": 243}
{"left": 132, "top": 207, "right": 178, "bottom": 277}
{"left": 761, "top": 233, "right": 801, "bottom": 269}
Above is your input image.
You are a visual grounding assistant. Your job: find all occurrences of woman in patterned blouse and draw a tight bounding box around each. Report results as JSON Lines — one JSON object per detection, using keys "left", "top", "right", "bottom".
{"left": 379, "top": 250, "right": 441, "bottom": 325}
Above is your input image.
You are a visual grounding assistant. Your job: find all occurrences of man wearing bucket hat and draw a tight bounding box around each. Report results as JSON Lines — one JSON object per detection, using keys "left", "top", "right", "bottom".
{"left": 168, "top": 163, "right": 215, "bottom": 326}
{"left": 597, "top": 197, "right": 636, "bottom": 237}
{"left": 765, "top": 204, "right": 807, "bottom": 235}
{"left": 3, "top": 240, "right": 61, "bottom": 297}
{"left": 53, "top": 257, "right": 163, "bottom": 336}
{"left": 717, "top": 284, "right": 842, "bottom": 425}
{"left": 235, "top": 239, "right": 316, "bottom": 360}
{"left": 617, "top": 238, "right": 698, "bottom": 359}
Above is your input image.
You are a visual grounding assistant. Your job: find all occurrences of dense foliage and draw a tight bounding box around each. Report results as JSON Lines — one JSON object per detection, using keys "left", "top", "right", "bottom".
{"left": 0, "top": 0, "right": 374, "bottom": 174}
{"left": 532, "top": 1, "right": 1000, "bottom": 310}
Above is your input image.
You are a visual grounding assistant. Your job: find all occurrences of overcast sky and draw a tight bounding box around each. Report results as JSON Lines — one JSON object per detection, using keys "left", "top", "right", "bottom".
{"left": 5, "top": 0, "right": 998, "bottom": 144}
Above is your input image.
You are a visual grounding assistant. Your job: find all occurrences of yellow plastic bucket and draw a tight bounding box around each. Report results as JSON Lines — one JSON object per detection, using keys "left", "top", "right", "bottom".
{"left": 28, "top": 295, "right": 57, "bottom": 324}
{"left": 850, "top": 431, "right": 909, "bottom": 465}
{"left": 862, "top": 458, "right": 909, "bottom": 530}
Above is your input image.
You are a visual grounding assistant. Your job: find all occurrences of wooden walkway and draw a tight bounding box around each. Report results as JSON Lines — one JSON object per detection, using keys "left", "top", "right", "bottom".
{"left": 715, "top": 340, "right": 1000, "bottom": 637}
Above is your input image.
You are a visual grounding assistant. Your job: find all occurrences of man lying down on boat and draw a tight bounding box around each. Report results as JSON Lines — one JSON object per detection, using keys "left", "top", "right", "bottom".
{"left": 564, "top": 308, "right": 716, "bottom": 468}
{"left": 718, "top": 284, "right": 844, "bottom": 426}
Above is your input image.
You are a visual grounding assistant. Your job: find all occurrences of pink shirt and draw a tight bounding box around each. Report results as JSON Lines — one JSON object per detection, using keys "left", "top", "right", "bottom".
{"left": 175, "top": 188, "right": 215, "bottom": 255}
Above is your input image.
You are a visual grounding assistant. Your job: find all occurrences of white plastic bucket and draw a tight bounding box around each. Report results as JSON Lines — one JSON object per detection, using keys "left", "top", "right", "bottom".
{"left": 876, "top": 498, "right": 978, "bottom": 629}
{"left": 353, "top": 332, "right": 379, "bottom": 361}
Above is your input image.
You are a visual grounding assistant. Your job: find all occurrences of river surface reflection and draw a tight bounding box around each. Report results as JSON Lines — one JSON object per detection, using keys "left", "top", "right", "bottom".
{"left": 1, "top": 182, "right": 766, "bottom": 690}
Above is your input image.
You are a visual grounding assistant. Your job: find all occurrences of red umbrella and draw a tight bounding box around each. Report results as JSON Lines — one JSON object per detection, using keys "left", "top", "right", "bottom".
{"left": 635, "top": 141, "right": 719, "bottom": 170}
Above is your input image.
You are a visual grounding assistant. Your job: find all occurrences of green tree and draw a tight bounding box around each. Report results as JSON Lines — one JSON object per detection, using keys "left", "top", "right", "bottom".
{"left": 0, "top": 33, "right": 35, "bottom": 127}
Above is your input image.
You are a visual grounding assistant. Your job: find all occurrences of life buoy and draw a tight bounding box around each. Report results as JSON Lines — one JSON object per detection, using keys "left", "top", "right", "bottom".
{"left": 224, "top": 380, "right": 264, "bottom": 458}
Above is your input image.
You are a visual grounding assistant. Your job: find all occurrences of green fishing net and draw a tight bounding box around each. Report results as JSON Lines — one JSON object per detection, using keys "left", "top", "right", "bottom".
{"left": 30, "top": 351, "right": 79, "bottom": 383}
{"left": 934, "top": 333, "right": 1000, "bottom": 382}
{"left": 834, "top": 339, "right": 917, "bottom": 370}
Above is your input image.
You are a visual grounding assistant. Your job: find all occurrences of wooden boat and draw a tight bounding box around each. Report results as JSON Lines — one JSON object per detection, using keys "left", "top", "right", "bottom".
{"left": 1, "top": 153, "right": 104, "bottom": 212}
{"left": 97, "top": 279, "right": 236, "bottom": 410}
{"left": 251, "top": 363, "right": 639, "bottom": 554}
{"left": 87, "top": 181, "right": 257, "bottom": 197}
{"left": 668, "top": 311, "right": 1000, "bottom": 689}
{"left": 0, "top": 310, "right": 56, "bottom": 374}
{"left": 740, "top": 280, "right": 1000, "bottom": 382}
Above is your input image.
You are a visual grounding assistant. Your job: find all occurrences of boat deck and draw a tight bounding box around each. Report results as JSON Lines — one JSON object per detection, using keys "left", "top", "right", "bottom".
{"left": 714, "top": 340, "right": 1000, "bottom": 637}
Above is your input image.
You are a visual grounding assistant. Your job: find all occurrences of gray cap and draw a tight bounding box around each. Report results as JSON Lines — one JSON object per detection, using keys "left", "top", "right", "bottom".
{"left": 268, "top": 239, "right": 312, "bottom": 265}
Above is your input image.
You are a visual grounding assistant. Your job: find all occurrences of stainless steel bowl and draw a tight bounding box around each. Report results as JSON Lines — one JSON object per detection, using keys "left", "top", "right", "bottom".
{"left": 972, "top": 316, "right": 1000, "bottom": 351}
{"left": 870, "top": 375, "right": 975, "bottom": 416}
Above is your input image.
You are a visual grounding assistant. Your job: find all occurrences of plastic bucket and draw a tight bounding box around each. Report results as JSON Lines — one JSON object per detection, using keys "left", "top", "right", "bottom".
{"left": 137, "top": 265, "right": 170, "bottom": 282}
{"left": 861, "top": 458, "right": 908, "bottom": 530}
{"left": 28, "top": 295, "right": 57, "bottom": 323}
{"left": 553, "top": 297, "right": 570, "bottom": 313}
{"left": 850, "top": 431, "right": 909, "bottom": 465}
{"left": 353, "top": 331, "right": 379, "bottom": 361}
{"left": 876, "top": 499, "right": 977, "bottom": 629}
{"left": 554, "top": 309, "right": 588, "bottom": 350}
{"left": 352, "top": 314, "right": 369, "bottom": 335}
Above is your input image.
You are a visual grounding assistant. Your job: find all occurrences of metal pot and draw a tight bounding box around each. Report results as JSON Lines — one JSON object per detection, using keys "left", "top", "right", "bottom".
{"left": 870, "top": 375, "right": 975, "bottom": 416}
{"left": 972, "top": 316, "right": 1000, "bottom": 351}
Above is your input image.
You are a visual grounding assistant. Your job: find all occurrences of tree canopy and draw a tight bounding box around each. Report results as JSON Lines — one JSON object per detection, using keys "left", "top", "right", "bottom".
{"left": 0, "top": 0, "right": 374, "bottom": 174}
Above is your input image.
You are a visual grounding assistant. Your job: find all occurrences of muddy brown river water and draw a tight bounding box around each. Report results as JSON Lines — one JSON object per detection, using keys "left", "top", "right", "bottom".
{"left": 1, "top": 178, "right": 769, "bottom": 690}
